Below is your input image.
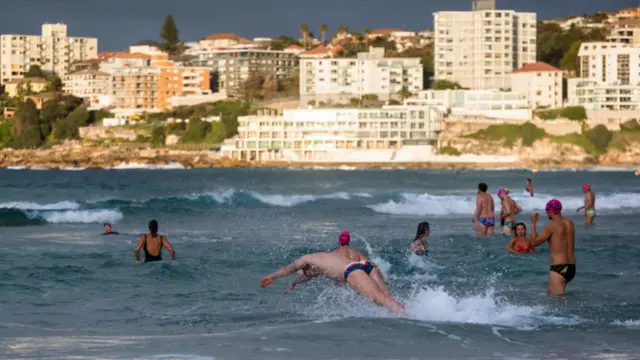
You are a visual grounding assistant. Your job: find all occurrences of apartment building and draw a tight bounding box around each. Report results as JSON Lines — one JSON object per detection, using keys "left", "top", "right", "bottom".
{"left": 221, "top": 104, "right": 442, "bottom": 162}
{"left": 62, "top": 69, "right": 110, "bottom": 108}
{"left": 411, "top": 89, "right": 531, "bottom": 120}
{"left": 0, "top": 23, "right": 98, "bottom": 85}
{"left": 300, "top": 47, "right": 423, "bottom": 105}
{"left": 568, "top": 42, "right": 640, "bottom": 110}
{"left": 607, "top": 19, "right": 640, "bottom": 45}
{"left": 434, "top": 2, "right": 537, "bottom": 90}
{"left": 190, "top": 36, "right": 298, "bottom": 95}
{"left": 511, "top": 62, "right": 564, "bottom": 109}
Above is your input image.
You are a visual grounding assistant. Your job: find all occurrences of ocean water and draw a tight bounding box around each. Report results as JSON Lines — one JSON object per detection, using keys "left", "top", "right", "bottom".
{"left": 1, "top": 167, "right": 640, "bottom": 360}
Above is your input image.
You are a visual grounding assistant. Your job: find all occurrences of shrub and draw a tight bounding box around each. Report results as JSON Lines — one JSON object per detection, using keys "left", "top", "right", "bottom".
{"left": 180, "top": 118, "right": 211, "bottom": 144}
{"left": 585, "top": 125, "right": 613, "bottom": 153}
{"left": 620, "top": 120, "right": 640, "bottom": 132}
{"left": 560, "top": 106, "right": 587, "bottom": 121}
{"left": 150, "top": 126, "right": 166, "bottom": 146}
{"left": 520, "top": 122, "right": 546, "bottom": 146}
{"left": 437, "top": 146, "right": 461, "bottom": 156}
{"left": 0, "top": 120, "right": 13, "bottom": 146}
{"left": 465, "top": 122, "right": 545, "bottom": 147}
{"left": 552, "top": 133, "right": 598, "bottom": 154}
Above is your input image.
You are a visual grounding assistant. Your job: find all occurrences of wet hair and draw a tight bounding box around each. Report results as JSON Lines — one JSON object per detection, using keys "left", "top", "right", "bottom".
{"left": 148, "top": 220, "right": 159, "bottom": 236}
{"left": 415, "top": 222, "right": 430, "bottom": 241}
{"left": 514, "top": 222, "right": 527, "bottom": 234}
{"left": 103, "top": 223, "right": 111, "bottom": 228}
{"left": 526, "top": 178, "right": 532, "bottom": 182}
{"left": 478, "top": 183, "right": 488, "bottom": 192}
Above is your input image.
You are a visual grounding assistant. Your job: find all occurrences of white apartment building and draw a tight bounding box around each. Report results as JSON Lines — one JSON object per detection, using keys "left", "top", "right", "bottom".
{"left": 568, "top": 42, "right": 640, "bottom": 110}
{"left": 511, "top": 62, "right": 564, "bottom": 109}
{"left": 607, "top": 26, "right": 640, "bottom": 45}
{"left": 300, "top": 47, "right": 423, "bottom": 105}
{"left": 221, "top": 104, "right": 442, "bottom": 162}
{"left": 434, "top": 4, "right": 537, "bottom": 90}
{"left": 410, "top": 89, "right": 531, "bottom": 120}
{"left": 0, "top": 23, "right": 98, "bottom": 85}
{"left": 62, "top": 69, "right": 110, "bottom": 109}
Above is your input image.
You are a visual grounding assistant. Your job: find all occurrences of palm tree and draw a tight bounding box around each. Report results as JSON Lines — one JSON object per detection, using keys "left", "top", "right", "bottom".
{"left": 364, "top": 28, "right": 372, "bottom": 43}
{"left": 320, "top": 24, "right": 328, "bottom": 44}
{"left": 300, "top": 24, "right": 310, "bottom": 49}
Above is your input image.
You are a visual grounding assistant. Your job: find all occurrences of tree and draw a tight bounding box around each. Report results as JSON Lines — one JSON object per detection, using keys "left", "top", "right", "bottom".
{"left": 261, "top": 74, "right": 278, "bottom": 100}
{"left": 11, "top": 99, "right": 42, "bottom": 148}
{"left": 25, "top": 65, "right": 44, "bottom": 78}
{"left": 270, "top": 35, "right": 301, "bottom": 50}
{"left": 433, "top": 80, "right": 462, "bottom": 90}
{"left": 320, "top": 24, "right": 328, "bottom": 44}
{"left": 180, "top": 118, "right": 211, "bottom": 143}
{"left": 39, "top": 99, "right": 62, "bottom": 138}
{"left": 54, "top": 106, "right": 89, "bottom": 140}
{"left": 586, "top": 125, "right": 613, "bottom": 153}
{"left": 363, "top": 28, "right": 372, "bottom": 41}
{"left": 159, "top": 15, "right": 183, "bottom": 56}
{"left": 241, "top": 74, "right": 265, "bottom": 101}
{"left": 45, "top": 75, "right": 62, "bottom": 92}
{"left": 300, "top": 24, "right": 310, "bottom": 49}
{"left": 151, "top": 126, "right": 166, "bottom": 146}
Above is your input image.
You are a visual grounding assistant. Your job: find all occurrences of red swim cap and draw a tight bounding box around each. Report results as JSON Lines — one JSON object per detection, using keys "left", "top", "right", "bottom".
{"left": 545, "top": 199, "right": 562, "bottom": 214}
{"left": 338, "top": 231, "right": 350, "bottom": 246}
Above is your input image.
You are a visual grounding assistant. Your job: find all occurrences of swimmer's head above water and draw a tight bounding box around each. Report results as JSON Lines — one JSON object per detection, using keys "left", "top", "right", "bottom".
{"left": 338, "top": 231, "right": 350, "bottom": 246}
{"left": 478, "top": 183, "right": 488, "bottom": 193}
{"left": 545, "top": 199, "right": 562, "bottom": 219}
{"left": 103, "top": 223, "right": 112, "bottom": 233}
{"left": 582, "top": 183, "right": 592, "bottom": 192}
{"left": 497, "top": 187, "right": 510, "bottom": 198}
{"left": 415, "top": 222, "right": 430, "bottom": 240}
{"left": 514, "top": 222, "right": 527, "bottom": 237}
{"left": 149, "top": 220, "right": 159, "bottom": 236}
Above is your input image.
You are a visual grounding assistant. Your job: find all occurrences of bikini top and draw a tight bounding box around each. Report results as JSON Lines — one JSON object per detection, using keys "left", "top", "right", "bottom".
{"left": 515, "top": 241, "right": 531, "bottom": 253}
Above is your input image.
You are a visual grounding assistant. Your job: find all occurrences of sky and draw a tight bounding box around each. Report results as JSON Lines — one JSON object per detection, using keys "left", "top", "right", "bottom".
{"left": 0, "top": 0, "right": 636, "bottom": 51}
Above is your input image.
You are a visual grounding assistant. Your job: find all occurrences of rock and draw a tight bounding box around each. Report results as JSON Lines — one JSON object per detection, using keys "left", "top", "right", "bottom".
{"left": 165, "top": 135, "right": 180, "bottom": 146}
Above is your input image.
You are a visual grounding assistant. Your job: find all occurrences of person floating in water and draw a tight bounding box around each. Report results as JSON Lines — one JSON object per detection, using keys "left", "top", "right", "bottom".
{"left": 530, "top": 200, "right": 576, "bottom": 296}
{"left": 525, "top": 178, "right": 534, "bottom": 197}
{"left": 577, "top": 183, "right": 596, "bottom": 226}
{"left": 102, "top": 223, "right": 119, "bottom": 235}
{"left": 506, "top": 222, "right": 535, "bottom": 254}
{"left": 498, "top": 187, "right": 522, "bottom": 236}
{"left": 473, "top": 182, "right": 495, "bottom": 236}
{"left": 135, "top": 220, "right": 176, "bottom": 264}
{"left": 409, "top": 222, "right": 430, "bottom": 256}
{"left": 285, "top": 231, "right": 390, "bottom": 296}
{"left": 261, "top": 252, "right": 405, "bottom": 314}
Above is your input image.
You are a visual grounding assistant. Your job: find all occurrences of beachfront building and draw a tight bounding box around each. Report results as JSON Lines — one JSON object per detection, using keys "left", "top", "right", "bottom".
{"left": 189, "top": 33, "right": 298, "bottom": 94}
{"left": 567, "top": 42, "right": 640, "bottom": 110}
{"left": 607, "top": 19, "right": 640, "bottom": 45}
{"left": 299, "top": 47, "right": 423, "bottom": 105}
{"left": 221, "top": 104, "right": 442, "bottom": 162}
{"left": 0, "top": 23, "right": 98, "bottom": 85}
{"left": 434, "top": 2, "right": 537, "bottom": 90}
{"left": 3, "top": 77, "right": 48, "bottom": 97}
{"left": 511, "top": 62, "right": 564, "bottom": 109}
{"left": 62, "top": 69, "right": 111, "bottom": 109}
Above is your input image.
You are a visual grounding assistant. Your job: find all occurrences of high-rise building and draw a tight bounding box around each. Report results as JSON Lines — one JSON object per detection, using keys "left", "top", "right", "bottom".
{"left": 434, "top": 2, "right": 536, "bottom": 90}
{"left": 299, "top": 47, "right": 423, "bottom": 105}
{"left": 567, "top": 42, "right": 640, "bottom": 111}
{"left": 0, "top": 23, "right": 98, "bottom": 85}
{"left": 473, "top": 0, "right": 496, "bottom": 11}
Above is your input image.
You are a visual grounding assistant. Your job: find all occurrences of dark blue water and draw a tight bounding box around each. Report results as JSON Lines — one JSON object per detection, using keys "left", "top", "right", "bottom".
{"left": 1, "top": 168, "right": 639, "bottom": 360}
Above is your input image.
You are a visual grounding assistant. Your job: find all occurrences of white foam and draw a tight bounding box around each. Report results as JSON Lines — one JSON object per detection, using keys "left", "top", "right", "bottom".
{"left": 144, "top": 355, "right": 215, "bottom": 360}
{"left": 613, "top": 319, "right": 640, "bottom": 328}
{"left": 60, "top": 167, "right": 86, "bottom": 171}
{"left": 109, "top": 162, "right": 185, "bottom": 170}
{"left": 369, "top": 191, "right": 640, "bottom": 216}
{"left": 405, "top": 286, "right": 583, "bottom": 329}
{"left": 0, "top": 201, "right": 81, "bottom": 211}
{"left": 249, "top": 191, "right": 351, "bottom": 207}
{"left": 7, "top": 166, "right": 27, "bottom": 170}
{"left": 32, "top": 209, "right": 123, "bottom": 224}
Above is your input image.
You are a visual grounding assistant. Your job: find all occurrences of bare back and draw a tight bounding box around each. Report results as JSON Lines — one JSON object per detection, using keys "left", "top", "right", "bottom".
{"left": 478, "top": 193, "right": 495, "bottom": 218}
{"left": 298, "top": 253, "right": 354, "bottom": 281}
{"left": 585, "top": 191, "right": 596, "bottom": 210}
{"left": 547, "top": 219, "right": 575, "bottom": 265}
{"left": 332, "top": 246, "right": 367, "bottom": 262}
{"left": 140, "top": 234, "right": 163, "bottom": 256}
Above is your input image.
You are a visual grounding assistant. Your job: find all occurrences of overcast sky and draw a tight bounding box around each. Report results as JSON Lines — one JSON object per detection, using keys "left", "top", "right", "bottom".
{"left": 0, "top": 0, "right": 635, "bottom": 50}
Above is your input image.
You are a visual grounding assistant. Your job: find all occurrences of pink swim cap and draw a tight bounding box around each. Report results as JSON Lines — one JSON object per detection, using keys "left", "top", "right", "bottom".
{"left": 338, "top": 231, "right": 350, "bottom": 246}
{"left": 583, "top": 183, "right": 591, "bottom": 191}
{"left": 545, "top": 199, "right": 563, "bottom": 214}
{"left": 498, "top": 187, "right": 509, "bottom": 196}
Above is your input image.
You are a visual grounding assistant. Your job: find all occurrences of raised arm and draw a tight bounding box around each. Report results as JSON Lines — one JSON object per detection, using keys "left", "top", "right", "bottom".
{"left": 162, "top": 237, "right": 176, "bottom": 261}
{"left": 530, "top": 216, "right": 552, "bottom": 249}
{"left": 261, "top": 256, "right": 308, "bottom": 288}
{"left": 135, "top": 235, "right": 145, "bottom": 264}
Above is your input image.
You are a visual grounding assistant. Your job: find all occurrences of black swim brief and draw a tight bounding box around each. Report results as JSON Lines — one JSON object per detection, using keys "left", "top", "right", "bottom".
{"left": 550, "top": 264, "right": 576, "bottom": 283}
{"left": 414, "top": 249, "right": 429, "bottom": 257}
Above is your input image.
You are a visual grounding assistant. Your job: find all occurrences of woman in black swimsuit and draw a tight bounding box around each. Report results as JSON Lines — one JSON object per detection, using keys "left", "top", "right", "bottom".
{"left": 135, "top": 220, "right": 176, "bottom": 264}
{"left": 409, "top": 222, "right": 430, "bottom": 257}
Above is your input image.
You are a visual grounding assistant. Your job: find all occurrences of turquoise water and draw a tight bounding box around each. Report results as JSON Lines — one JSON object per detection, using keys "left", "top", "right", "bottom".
{"left": 1, "top": 168, "right": 639, "bottom": 360}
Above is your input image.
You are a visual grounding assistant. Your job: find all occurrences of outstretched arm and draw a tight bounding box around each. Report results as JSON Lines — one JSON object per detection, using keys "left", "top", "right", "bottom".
{"left": 162, "top": 237, "right": 176, "bottom": 261}
{"left": 261, "top": 256, "right": 307, "bottom": 288}
{"left": 135, "top": 236, "right": 145, "bottom": 264}
{"left": 284, "top": 270, "right": 318, "bottom": 294}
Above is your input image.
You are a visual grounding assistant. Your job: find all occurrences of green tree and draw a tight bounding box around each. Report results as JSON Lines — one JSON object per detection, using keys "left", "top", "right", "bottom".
{"left": 39, "top": 99, "right": 62, "bottom": 138}
{"left": 180, "top": 118, "right": 211, "bottom": 143}
{"left": 25, "top": 65, "right": 44, "bottom": 78}
{"left": 151, "top": 126, "right": 166, "bottom": 146}
{"left": 11, "top": 99, "right": 42, "bottom": 148}
{"left": 45, "top": 75, "right": 62, "bottom": 92}
{"left": 261, "top": 74, "right": 278, "bottom": 100}
{"left": 560, "top": 40, "right": 582, "bottom": 74}
{"left": 159, "top": 15, "right": 183, "bottom": 56}
{"left": 54, "top": 106, "right": 89, "bottom": 140}
{"left": 89, "top": 109, "right": 114, "bottom": 125}
{"left": 0, "top": 120, "right": 13, "bottom": 146}
{"left": 586, "top": 125, "right": 613, "bottom": 153}
{"left": 300, "top": 24, "right": 310, "bottom": 49}
{"left": 560, "top": 106, "right": 587, "bottom": 121}
{"left": 320, "top": 24, "right": 328, "bottom": 44}
{"left": 433, "top": 79, "right": 462, "bottom": 90}
{"left": 397, "top": 86, "right": 412, "bottom": 100}
{"left": 241, "top": 73, "right": 265, "bottom": 101}
{"left": 270, "top": 35, "right": 301, "bottom": 50}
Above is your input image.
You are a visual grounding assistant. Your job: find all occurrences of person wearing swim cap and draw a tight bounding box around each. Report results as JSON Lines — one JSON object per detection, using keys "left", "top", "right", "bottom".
{"left": 506, "top": 222, "right": 535, "bottom": 254}
{"left": 410, "top": 222, "right": 430, "bottom": 256}
{"left": 135, "top": 220, "right": 176, "bottom": 264}
{"left": 472, "top": 183, "right": 496, "bottom": 236}
{"left": 530, "top": 200, "right": 576, "bottom": 295}
{"left": 284, "top": 231, "right": 390, "bottom": 296}
{"left": 261, "top": 251, "right": 405, "bottom": 314}
{"left": 576, "top": 183, "right": 596, "bottom": 226}
{"left": 498, "top": 187, "right": 522, "bottom": 236}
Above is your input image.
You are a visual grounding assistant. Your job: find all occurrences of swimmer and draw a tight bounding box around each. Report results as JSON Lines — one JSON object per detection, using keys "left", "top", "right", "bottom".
{"left": 472, "top": 182, "right": 495, "bottom": 236}
{"left": 409, "top": 222, "right": 430, "bottom": 257}
{"left": 261, "top": 252, "right": 405, "bottom": 314}
{"left": 284, "top": 231, "right": 390, "bottom": 296}
{"left": 498, "top": 187, "right": 522, "bottom": 236}
{"left": 576, "top": 183, "right": 596, "bottom": 226}
{"left": 506, "top": 222, "right": 535, "bottom": 254}
{"left": 102, "top": 223, "right": 119, "bottom": 235}
{"left": 135, "top": 220, "right": 176, "bottom": 264}
{"left": 525, "top": 178, "right": 534, "bottom": 197}
{"left": 530, "top": 200, "right": 576, "bottom": 296}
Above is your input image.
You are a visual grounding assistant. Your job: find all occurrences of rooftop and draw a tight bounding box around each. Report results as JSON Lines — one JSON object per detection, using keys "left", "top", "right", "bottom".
{"left": 67, "top": 69, "right": 110, "bottom": 77}
{"left": 512, "top": 62, "right": 562, "bottom": 73}
{"left": 201, "top": 33, "right": 251, "bottom": 44}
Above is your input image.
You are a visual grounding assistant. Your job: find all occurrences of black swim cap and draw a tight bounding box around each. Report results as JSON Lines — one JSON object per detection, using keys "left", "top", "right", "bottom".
{"left": 149, "top": 220, "right": 159, "bottom": 235}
